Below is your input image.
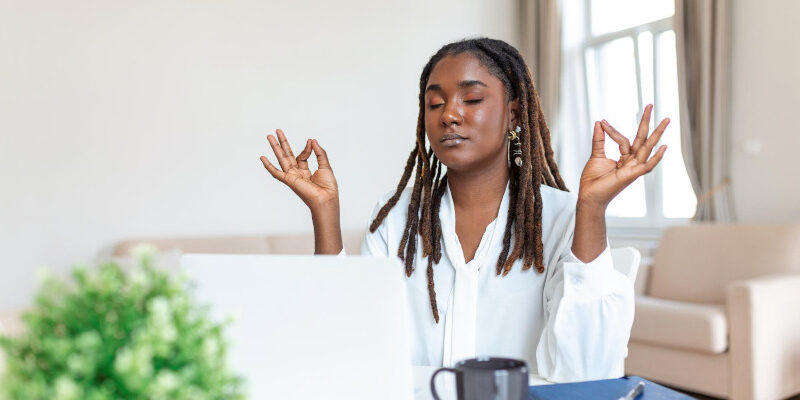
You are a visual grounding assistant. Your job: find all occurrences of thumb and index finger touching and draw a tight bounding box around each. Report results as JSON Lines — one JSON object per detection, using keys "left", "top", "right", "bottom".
{"left": 260, "top": 129, "right": 332, "bottom": 180}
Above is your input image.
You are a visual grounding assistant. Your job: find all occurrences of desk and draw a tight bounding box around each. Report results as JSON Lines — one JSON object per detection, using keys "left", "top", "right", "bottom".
{"left": 413, "top": 366, "right": 553, "bottom": 399}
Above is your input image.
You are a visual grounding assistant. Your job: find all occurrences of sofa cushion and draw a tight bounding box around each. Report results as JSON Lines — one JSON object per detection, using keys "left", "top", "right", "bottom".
{"left": 631, "top": 296, "right": 728, "bottom": 354}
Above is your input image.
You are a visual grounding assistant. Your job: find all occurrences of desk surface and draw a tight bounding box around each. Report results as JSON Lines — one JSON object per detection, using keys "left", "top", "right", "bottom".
{"left": 414, "top": 367, "right": 691, "bottom": 400}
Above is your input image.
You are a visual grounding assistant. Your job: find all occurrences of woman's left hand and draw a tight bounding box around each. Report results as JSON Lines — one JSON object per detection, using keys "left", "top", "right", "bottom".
{"left": 577, "top": 104, "right": 670, "bottom": 209}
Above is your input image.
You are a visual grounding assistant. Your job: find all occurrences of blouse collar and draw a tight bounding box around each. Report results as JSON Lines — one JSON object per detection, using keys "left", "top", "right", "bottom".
{"left": 439, "top": 177, "right": 512, "bottom": 270}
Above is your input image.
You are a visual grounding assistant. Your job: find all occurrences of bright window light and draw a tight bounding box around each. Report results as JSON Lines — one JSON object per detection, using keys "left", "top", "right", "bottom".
{"left": 577, "top": 0, "right": 697, "bottom": 224}
{"left": 590, "top": 0, "right": 675, "bottom": 36}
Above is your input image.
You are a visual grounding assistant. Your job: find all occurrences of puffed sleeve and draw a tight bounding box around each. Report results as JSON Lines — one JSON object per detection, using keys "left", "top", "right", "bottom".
{"left": 336, "top": 195, "right": 390, "bottom": 258}
{"left": 534, "top": 213, "right": 635, "bottom": 382}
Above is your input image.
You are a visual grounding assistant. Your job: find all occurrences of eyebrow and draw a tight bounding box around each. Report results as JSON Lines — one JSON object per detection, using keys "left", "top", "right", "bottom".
{"left": 425, "top": 79, "right": 488, "bottom": 93}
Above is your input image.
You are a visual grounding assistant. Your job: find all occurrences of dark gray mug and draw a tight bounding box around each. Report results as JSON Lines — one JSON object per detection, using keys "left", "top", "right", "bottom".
{"left": 429, "top": 357, "right": 529, "bottom": 400}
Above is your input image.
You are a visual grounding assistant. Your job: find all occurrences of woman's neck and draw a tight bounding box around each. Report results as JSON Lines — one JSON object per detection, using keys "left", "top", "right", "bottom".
{"left": 447, "top": 160, "right": 510, "bottom": 214}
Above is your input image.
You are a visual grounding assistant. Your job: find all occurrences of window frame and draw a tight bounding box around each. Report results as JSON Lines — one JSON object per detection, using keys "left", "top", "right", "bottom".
{"left": 580, "top": 0, "right": 692, "bottom": 236}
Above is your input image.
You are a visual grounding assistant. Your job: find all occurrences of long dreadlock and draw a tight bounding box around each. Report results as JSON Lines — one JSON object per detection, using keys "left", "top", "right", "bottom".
{"left": 369, "top": 38, "right": 568, "bottom": 323}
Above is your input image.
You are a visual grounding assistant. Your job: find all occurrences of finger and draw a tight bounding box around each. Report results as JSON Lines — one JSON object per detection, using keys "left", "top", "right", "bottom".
{"left": 632, "top": 104, "right": 653, "bottom": 152}
{"left": 267, "top": 134, "right": 291, "bottom": 171}
{"left": 296, "top": 139, "right": 312, "bottom": 170}
{"left": 310, "top": 139, "right": 331, "bottom": 169}
{"left": 259, "top": 155, "right": 286, "bottom": 182}
{"left": 636, "top": 118, "right": 670, "bottom": 163}
{"left": 600, "top": 120, "right": 631, "bottom": 155}
{"left": 634, "top": 145, "right": 667, "bottom": 175}
{"left": 590, "top": 121, "right": 605, "bottom": 158}
{"left": 276, "top": 129, "right": 298, "bottom": 167}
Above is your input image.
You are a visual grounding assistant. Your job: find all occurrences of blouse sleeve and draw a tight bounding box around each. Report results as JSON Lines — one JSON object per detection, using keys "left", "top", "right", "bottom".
{"left": 336, "top": 195, "right": 390, "bottom": 258}
{"left": 534, "top": 214, "right": 636, "bottom": 382}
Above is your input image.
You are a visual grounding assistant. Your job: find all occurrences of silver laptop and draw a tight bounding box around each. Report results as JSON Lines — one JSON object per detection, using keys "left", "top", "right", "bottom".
{"left": 180, "top": 254, "right": 415, "bottom": 400}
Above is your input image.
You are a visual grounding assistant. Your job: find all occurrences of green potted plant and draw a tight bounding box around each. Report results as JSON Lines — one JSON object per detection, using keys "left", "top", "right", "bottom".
{"left": 0, "top": 245, "right": 244, "bottom": 400}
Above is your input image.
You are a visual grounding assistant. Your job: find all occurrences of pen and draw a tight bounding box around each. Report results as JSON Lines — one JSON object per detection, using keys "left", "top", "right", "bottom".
{"left": 618, "top": 381, "right": 645, "bottom": 400}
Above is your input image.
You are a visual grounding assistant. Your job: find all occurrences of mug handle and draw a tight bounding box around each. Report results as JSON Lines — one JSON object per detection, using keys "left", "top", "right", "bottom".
{"left": 430, "top": 367, "right": 459, "bottom": 400}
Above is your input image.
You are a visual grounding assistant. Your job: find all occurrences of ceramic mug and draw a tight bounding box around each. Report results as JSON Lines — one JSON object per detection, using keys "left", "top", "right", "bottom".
{"left": 429, "top": 357, "right": 529, "bottom": 400}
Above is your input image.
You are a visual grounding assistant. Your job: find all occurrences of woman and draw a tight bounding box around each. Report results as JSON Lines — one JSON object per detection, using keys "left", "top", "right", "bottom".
{"left": 259, "top": 38, "right": 669, "bottom": 382}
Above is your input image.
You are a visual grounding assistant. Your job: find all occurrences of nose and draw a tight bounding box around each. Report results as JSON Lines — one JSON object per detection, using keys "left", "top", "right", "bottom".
{"left": 439, "top": 101, "right": 463, "bottom": 127}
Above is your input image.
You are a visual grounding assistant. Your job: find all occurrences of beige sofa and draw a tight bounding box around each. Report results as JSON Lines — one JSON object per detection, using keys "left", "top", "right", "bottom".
{"left": 626, "top": 224, "right": 800, "bottom": 400}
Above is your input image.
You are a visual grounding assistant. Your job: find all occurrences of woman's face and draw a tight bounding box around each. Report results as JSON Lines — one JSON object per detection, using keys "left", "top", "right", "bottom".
{"left": 424, "top": 52, "right": 518, "bottom": 173}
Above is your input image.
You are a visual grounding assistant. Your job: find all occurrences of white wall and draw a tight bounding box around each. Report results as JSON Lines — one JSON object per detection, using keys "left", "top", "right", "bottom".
{"left": 0, "top": 0, "right": 520, "bottom": 309}
{"left": 729, "top": 0, "right": 800, "bottom": 223}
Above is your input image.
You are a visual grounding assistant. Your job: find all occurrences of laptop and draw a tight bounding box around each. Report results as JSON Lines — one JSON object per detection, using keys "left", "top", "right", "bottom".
{"left": 180, "top": 254, "right": 415, "bottom": 400}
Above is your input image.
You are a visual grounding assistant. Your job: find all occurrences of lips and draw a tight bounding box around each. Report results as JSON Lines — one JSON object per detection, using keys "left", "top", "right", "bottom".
{"left": 440, "top": 133, "right": 466, "bottom": 142}
{"left": 440, "top": 133, "right": 467, "bottom": 148}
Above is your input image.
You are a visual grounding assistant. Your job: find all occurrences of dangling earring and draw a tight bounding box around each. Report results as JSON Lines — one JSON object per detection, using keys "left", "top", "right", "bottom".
{"left": 507, "top": 125, "right": 522, "bottom": 167}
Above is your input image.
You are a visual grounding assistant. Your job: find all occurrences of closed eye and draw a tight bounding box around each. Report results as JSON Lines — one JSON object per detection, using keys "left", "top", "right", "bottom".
{"left": 428, "top": 99, "right": 482, "bottom": 109}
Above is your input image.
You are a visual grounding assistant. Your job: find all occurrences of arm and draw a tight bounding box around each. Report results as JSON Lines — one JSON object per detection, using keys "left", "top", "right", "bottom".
{"left": 536, "top": 105, "right": 670, "bottom": 381}
{"left": 535, "top": 220, "right": 635, "bottom": 382}
{"left": 573, "top": 104, "right": 670, "bottom": 262}
{"left": 311, "top": 201, "right": 344, "bottom": 255}
{"left": 337, "top": 196, "right": 391, "bottom": 258}
{"left": 259, "top": 130, "right": 343, "bottom": 255}
{"left": 571, "top": 200, "right": 608, "bottom": 263}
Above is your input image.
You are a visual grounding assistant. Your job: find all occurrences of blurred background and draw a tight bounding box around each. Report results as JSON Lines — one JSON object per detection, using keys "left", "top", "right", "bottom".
{"left": 0, "top": 0, "right": 518, "bottom": 309}
{"left": 1, "top": 0, "right": 798, "bottom": 308}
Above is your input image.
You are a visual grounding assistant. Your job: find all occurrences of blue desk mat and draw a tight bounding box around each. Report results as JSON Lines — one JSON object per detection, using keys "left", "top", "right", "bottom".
{"left": 529, "top": 376, "right": 695, "bottom": 400}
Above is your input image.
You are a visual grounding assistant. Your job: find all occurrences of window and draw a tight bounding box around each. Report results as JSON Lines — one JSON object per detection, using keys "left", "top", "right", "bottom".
{"left": 559, "top": 0, "right": 697, "bottom": 233}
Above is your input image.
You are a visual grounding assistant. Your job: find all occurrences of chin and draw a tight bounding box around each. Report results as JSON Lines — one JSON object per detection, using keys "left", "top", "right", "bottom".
{"left": 433, "top": 153, "right": 473, "bottom": 173}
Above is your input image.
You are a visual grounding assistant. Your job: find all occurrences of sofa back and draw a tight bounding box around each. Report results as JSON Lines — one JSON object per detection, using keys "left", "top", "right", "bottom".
{"left": 648, "top": 223, "right": 800, "bottom": 304}
{"left": 113, "top": 230, "right": 367, "bottom": 257}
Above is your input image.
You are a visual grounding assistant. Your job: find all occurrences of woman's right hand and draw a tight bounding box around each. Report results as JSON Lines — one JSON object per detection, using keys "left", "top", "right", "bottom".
{"left": 260, "top": 129, "right": 339, "bottom": 213}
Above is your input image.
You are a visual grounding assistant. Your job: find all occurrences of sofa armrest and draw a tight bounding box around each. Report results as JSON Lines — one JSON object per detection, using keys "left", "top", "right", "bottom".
{"left": 727, "top": 273, "right": 800, "bottom": 400}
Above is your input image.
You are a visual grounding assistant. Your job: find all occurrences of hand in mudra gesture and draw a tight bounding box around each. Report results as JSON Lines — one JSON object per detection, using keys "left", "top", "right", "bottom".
{"left": 260, "top": 129, "right": 339, "bottom": 210}
{"left": 578, "top": 104, "right": 671, "bottom": 208}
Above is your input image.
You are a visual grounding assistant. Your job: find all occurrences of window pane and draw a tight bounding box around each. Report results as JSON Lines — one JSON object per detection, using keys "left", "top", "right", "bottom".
{"left": 585, "top": 37, "right": 646, "bottom": 217}
{"left": 656, "top": 30, "right": 697, "bottom": 218}
{"left": 590, "top": 0, "right": 674, "bottom": 36}
{"left": 638, "top": 31, "right": 654, "bottom": 109}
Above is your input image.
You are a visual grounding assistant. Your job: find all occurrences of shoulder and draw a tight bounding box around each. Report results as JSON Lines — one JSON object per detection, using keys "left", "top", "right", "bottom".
{"left": 538, "top": 184, "right": 578, "bottom": 243}
{"left": 539, "top": 184, "right": 578, "bottom": 217}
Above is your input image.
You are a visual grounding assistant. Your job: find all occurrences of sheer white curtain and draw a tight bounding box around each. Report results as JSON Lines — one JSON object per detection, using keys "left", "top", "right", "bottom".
{"left": 553, "top": 0, "right": 592, "bottom": 193}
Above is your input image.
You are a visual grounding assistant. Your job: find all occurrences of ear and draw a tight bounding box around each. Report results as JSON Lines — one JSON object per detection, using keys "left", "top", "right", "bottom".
{"left": 507, "top": 98, "right": 520, "bottom": 129}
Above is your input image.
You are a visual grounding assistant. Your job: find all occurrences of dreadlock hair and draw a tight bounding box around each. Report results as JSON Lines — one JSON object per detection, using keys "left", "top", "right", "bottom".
{"left": 369, "top": 37, "right": 569, "bottom": 323}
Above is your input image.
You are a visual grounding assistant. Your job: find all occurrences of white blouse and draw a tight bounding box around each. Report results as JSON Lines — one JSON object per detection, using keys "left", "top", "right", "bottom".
{"left": 338, "top": 179, "right": 635, "bottom": 383}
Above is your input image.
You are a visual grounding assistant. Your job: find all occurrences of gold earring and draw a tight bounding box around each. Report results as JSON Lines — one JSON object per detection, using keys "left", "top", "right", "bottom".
{"left": 508, "top": 126, "right": 522, "bottom": 167}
